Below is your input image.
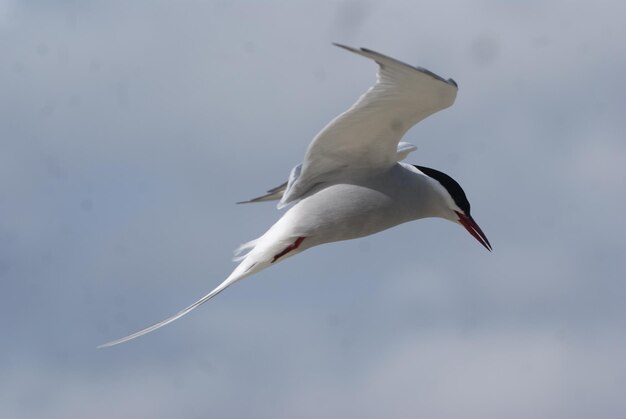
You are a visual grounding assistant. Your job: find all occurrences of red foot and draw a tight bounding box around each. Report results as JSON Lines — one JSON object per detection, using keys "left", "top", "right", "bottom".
{"left": 272, "top": 237, "right": 306, "bottom": 263}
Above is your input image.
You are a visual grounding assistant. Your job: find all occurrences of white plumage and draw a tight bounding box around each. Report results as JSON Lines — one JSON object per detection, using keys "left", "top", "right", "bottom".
{"left": 98, "top": 44, "right": 491, "bottom": 348}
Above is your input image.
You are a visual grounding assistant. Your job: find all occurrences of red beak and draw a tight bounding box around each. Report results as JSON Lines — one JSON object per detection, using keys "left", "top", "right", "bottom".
{"left": 455, "top": 211, "right": 492, "bottom": 251}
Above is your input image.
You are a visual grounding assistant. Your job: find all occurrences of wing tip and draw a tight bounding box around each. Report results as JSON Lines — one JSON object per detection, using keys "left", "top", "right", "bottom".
{"left": 333, "top": 42, "right": 367, "bottom": 56}
{"left": 332, "top": 42, "right": 354, "bottom": 51}
{"left": 236, "top": 195, "right": 277, "bottom": 205}
{"left": 333, "top": 43, "right": 458, "bottom": 88}
{"left": 332, "top": 43, "right": 376, "bottom": 56}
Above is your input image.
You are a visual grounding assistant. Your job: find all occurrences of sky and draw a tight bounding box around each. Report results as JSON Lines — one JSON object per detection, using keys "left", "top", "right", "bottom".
{"left": 1, "top": 0, "right": 626, "bottom": 417}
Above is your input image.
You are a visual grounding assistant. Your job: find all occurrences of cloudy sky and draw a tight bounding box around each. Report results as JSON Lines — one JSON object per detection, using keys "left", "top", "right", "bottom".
{"left": 2, "top": 0, "right": 626, "bottom": 417}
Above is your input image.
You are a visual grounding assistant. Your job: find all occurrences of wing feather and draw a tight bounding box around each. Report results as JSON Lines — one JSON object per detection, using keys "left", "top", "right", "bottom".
{"left": 280, "top": 44, "right": 458, "bottom": 205}
{"left": 238, "top": 142, "right": 418, "bottom": 205}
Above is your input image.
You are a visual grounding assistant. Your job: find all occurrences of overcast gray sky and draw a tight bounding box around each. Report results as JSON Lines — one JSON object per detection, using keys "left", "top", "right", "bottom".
{"left": 2, "top": 0, "right": 626, "bottom": 418}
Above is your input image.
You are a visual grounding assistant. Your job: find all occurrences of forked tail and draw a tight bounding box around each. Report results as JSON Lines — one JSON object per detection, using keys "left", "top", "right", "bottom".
{"left": 97, "top": 232, "right": 307, "bottom": 348}
{"left": 97, "top": 257, "right": 266, "bottom": 348}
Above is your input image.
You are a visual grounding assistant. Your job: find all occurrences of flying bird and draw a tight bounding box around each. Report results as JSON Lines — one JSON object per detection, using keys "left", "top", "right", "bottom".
{"left": 99, "top": 44, "right": 491, "bottom": 348}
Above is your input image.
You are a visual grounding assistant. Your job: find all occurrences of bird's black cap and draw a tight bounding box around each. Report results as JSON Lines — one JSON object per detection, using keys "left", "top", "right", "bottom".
{"left": 414, "top": 165, "right": 471, "bottom": 215}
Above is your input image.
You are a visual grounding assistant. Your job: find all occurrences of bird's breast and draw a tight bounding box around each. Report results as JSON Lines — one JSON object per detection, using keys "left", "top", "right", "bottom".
{"left": 284, "top": 167, "right": 437, "bottom": 247}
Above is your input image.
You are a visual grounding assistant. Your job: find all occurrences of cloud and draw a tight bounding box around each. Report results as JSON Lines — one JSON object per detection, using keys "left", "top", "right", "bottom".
{"left": 2, "top": 1, "right": 626, "bottom": 418}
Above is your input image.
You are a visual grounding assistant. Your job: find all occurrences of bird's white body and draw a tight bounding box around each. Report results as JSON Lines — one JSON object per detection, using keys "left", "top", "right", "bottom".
{"left": 266, "top": 164, "right": 449, "bottom": 248}
{"left": 98, "top": 44, "right": 489, "bottom": 348}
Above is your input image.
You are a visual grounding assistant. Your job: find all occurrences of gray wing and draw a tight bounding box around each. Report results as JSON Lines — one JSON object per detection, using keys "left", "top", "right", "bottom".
{"left": 237, "top": 181, "right": 288, "bottom": 204}
{"left": 238, "top": 142, "right": 418, "bottom": 205}
{"left": 278, "top": 44, "right": 458, "bottom": 207}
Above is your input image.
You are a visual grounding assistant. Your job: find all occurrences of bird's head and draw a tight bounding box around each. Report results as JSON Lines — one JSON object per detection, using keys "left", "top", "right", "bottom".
{"left": 415, "top": 165, "right": 492, "bottom": 251}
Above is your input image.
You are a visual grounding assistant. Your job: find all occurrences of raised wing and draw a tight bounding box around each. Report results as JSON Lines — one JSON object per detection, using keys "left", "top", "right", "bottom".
{"left": 279, "top": 44, "right": 458, "bottom": 206}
